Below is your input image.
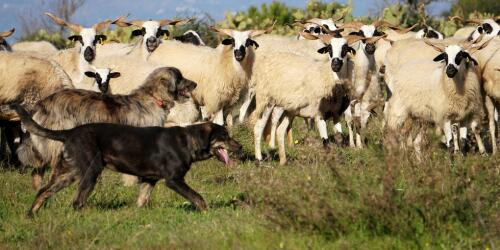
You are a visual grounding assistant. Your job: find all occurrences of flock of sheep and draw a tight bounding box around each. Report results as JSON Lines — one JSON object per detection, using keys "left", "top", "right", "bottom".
{"left": 0, "top": 12, "right": 499, "bottom": 196}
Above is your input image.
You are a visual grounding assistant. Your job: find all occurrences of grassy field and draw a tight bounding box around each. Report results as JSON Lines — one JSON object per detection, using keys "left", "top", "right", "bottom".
{"left": 0, "top": 115, "right": 499, "bottom": 249}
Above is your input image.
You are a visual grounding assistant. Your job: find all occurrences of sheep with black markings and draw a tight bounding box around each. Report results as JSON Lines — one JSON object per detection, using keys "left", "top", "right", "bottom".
{"left": 148, "top": 26, "right": 272, "bottom": 125}
{"left": 0, "top": 28, "right": 15, "bottom": 51}
{"left": 385, "top": 38, "right": 490, "bottom": 155}
{"left": 252, "top": 34, "right": 360, "bottom": 164}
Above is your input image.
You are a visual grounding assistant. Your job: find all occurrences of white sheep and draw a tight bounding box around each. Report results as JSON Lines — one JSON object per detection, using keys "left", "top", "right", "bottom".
{"left": 385, "top": 38, "right": 490, "bottom": 154}
{"left": 451, "top": 16, "right": 500, "bottom": 41}
{"left": 148, "top": 26, "right": 271, "bottom": 125}
{"left": 252, "top": 34, "right": 361, "bottom": 164}
{"left": 24, "top": 12, "right": 112, "bottom": 84}
{"left": 0, "top": 51, "right": 73, "bottom": 115}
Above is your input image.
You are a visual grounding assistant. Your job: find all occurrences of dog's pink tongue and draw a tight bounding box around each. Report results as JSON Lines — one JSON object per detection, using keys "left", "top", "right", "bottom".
{"left": 218, "top": 148, "right": 231, "bottom": 165}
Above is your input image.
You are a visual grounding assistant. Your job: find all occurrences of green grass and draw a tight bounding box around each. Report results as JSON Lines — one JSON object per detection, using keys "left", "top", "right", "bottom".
{"left": 0, "top": 116, "right": 498, "bottom": 249}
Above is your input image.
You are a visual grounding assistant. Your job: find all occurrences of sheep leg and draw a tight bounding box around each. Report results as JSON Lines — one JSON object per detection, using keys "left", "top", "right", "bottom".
{"left": 345, "top": 106, "right": 355, "bottom": 148}
{"left": 239, "top": 89, "right": 255, "bottom": 123}
{"left": 200, "top": 106, "right": 208, "bottom": 121}
{"left": 451, "top": 123, "right": 460, "bottom": 155}
{"left": 470, "top": 120, "right": 486, "bottom": 155}
{"left": 413, "top": 130, "right": 423, "bottom": 161}
{"left": 269, "top": 107, "right": 284, "bottom": 149}
{"left": 122, "top": 174, "right": 138, "bottom": 187}
{"left": 354, "top": 103, "right": 363, "bottom": 149}
{"left": 277, "top": 114, "right": 291, "bottom": 165}
{"left": 485, "top": 96, "right": 497, "bottom": 154}
{"left": 443, "top": 120, "right": 453, "bottom": 153}
{"left": 459, "top": 126, "right": 468, "bottom": 155}
{"left": 287, "top": 117, "right": 295, "bottom": 147}
{"left": 314, "top": 116, "right": 329, "bottom": 150}
{"left": 225, "top": 113, "right": 233, "bottom": 129}
{"left": 213, "top": 109, "right": 224, "bottom": 126}
{"left": 254, "top": 105, "right": 274, "bottom": 162}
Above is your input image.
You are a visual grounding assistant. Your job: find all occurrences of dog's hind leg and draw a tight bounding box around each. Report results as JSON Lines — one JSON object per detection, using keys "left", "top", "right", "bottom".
{"left": 137, "top": 178, "right": 158, "bottom": 208}
{"left": 31, "top": 166, "right": 47, "bottom": 191}
{"left": 165, "top": 178, "right": 207, "bottom": 210}
{"left": 72, "top": 152, "right": 104, "bottom": 210}
{"left": 28, "top": 161, "right": 79, "bottom": 217}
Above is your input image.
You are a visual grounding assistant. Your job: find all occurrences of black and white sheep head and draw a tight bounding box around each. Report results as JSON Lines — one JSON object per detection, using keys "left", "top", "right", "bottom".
{"left": 416, "top": 26, "right": 444, "bottom": 40}
{"left": 113, "top": 17, "right": 191, "bottom": 53}
{"left": 0, "top": 28, "right": 14, "bottom": 52}
{"left": 45, "top": 12, "right": 111, "bottom": 63}
{"left": 294, "top": 15, "right": 344, "bottom": 39}
{"left": 84, "top": 68, "right": 121, "bottom": 94}
{"left": 173, "top": 30, "right": 206, "bottom": 46}
{"left": 341, "top": 20, "right": 399, "bottom": 55}
{"left": 469, "top": 19, "right": 500, "bottom": 41}
{"left": 424, "top": 37, "right": 492, "bottom": 78}
{"left": 300, "top": 32, "right": 363, "bottom": 73}
{"left": 212, "top": 26, "right": 273, "bottom": 62}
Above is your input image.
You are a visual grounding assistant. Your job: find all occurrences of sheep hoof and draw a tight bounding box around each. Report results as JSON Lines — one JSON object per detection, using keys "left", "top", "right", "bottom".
{"left": 322, "top": 139, "right": 331, "bottom": 151}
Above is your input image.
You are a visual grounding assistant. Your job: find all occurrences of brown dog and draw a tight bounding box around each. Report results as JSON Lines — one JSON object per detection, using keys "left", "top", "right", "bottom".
{"left": 12, "top": 104, "right": 242, "bottom": 217}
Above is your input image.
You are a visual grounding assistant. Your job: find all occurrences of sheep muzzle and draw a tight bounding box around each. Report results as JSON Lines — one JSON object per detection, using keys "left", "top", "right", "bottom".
{"left": 365, "top": 43, "right": 376, "bottom": 54}
{"left": 234, "top": 46, "right": 246, "bottom": 61}
{"left": 83, "top": 47, "right": 95, "bottom": 62}
{"left": 446, "top": 65, "right": 458, "bottom": 78}
{"left": 146, "top": 36, "right": 160, "bottom": 52}
{"left": 331, "top": 58, "right": 343, "bottom": 72}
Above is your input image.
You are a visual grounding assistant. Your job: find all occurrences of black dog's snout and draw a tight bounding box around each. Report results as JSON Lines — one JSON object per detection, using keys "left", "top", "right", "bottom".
{"left": 83, "top": 47, "right": 95, "bottom": 62}
{"left": 234, "top": 46, "right": 246, "bottom": 61}
{"left": 331, "top": 58, "right": 343, "bottom": 72}
{"left": 365, "top": 43, "right": 376, "bottom": 55}
{"left": 446, "top": 65, "right": 458, "bottom": 78}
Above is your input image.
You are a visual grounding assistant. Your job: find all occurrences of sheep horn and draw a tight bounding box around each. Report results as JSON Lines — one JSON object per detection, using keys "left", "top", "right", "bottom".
{"left": 210, "top": 26, "right": 233, "bottom": 37}
{"left": 158, "top": 18, "right": 192, "bottom": 26}
{"left": 423, "top": 38, "right": 445, "bottom": 52}
{"left": 332, "top": 12, "right": 346, "bottom": 22}
{"left": 466, "top": 36, "right": 493, "bottom": 54}
{"left": 373, "top": 20, "right": 396, "bottom": 29}
{"left": 292, "top": 21, "right": 306, "bottom": 28}
{"left": 345, "top": 34, "right": 365, "bottom": 45}
{"left": 250, "top": 21, "right": 275, "bottom": 37}
{"left": 45, "top": 12, "right": 83, "bottom": 33}
{"left": 366, "top": 34, "right": 388, "bottom": 44}
{"left": 0, "top": 28, "right": 15, "bottom": 38}
{"left": 299, "top": 32, "right": 319, "bottom": 40}
{"left": 129, "top": 20, "right": 145, "bottom": 27}
{"left": 465, "top": 18, "right": 483, "bottom": 25}
{"left": 450, "top": 16, "right": 465, "bottom": 23}
{"left": 111, "top": 16, "right": 132, "bottom": 27}
{"left": 318, "top": 34, "right": 333, "bottom": 44}
{"left": 390, "top": 23, "right": 418, "bottom": 34}
{"left": 337, "top": 21, "right": 364, "bottom": 30}
{"left": 93, "top": 19, "right": 112, "bottom": 32}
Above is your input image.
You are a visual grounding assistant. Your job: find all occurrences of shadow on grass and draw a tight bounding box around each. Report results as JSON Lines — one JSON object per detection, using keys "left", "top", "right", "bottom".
{"left": 93, "top": 200, "right": 129, "bottom": 211}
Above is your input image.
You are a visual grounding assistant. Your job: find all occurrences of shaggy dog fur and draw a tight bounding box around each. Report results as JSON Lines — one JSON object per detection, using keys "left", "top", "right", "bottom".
{"left": 16, "top": 67, "right": 196, "bottom": 193}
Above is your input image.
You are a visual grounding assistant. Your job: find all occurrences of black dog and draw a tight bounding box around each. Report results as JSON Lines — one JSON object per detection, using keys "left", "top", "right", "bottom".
{"left": 11, "top": 104, "right": 242, "bottom": 217}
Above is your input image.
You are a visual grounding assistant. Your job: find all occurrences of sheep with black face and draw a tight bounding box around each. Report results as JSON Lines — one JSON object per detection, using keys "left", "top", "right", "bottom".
{"left": 0, "top": 28, "right": 15, "bottom": 51}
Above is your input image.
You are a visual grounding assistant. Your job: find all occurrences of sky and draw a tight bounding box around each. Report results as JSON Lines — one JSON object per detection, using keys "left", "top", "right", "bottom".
{"left": 0, "top": 0, "right": 451, "bottom": 40}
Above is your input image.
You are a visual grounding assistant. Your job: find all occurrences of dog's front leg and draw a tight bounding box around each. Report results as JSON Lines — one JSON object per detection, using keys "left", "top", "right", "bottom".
{"left": 136, "top": 178, "right": 158, "bottom": 208}
{"left": 165, "top": 179, "right": 207, "bottom": 210}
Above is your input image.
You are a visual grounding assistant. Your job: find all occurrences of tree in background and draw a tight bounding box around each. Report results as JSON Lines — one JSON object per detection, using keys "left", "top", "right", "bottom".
{"left": 17, "top": 0, "right": 85, "bottom": 48}
{"left": 449, "top": 0, "right": 500, "bottom": 17}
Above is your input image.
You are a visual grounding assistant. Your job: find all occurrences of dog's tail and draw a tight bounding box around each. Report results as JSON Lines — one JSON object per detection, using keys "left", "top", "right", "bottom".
{"left": 10, "top": 104, "right": 68, "bottom": 142}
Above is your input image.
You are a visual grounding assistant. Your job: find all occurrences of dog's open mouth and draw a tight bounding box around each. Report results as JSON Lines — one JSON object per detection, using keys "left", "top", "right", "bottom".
{"left": 214, "top": 147, "right": 231, "bottom": 165}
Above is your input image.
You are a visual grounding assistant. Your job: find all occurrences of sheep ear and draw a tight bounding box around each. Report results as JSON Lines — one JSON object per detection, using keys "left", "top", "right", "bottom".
{"left": 246, "top": 39, "right": 259, "bottom": 49}
{"left": 348, "top": 31, "right": 360, "bottom": 36}
{"left": 348, "top": 46, "right": 356, "bottom": 55}
{"left": 158, "top": 29, "right": 170, "bottom": 37}
{"left": 84, "top": 71, "right": 96, "bottom": 78}
{"left": 221, "top": 38, "right": 234, "bottom": 45}
{"left": 95, "top": 35, "right": 107, "bottom": 44}
{"left": 317, "top": 46, "right": 330, "bottom": 54}
{"left": 109, "top": 72, "right": 121, "bottom": 78}
{"left": 433, "top": 53, "right": 446, "bottom": 62}
{"left": 131, "top": 28, "right": 145, "bottom": 37}
{"left": 68, "top": 35, "right": 82, "bottom": 42}
{"left": 464, "top": 53, "right": 478, "bottom": 65}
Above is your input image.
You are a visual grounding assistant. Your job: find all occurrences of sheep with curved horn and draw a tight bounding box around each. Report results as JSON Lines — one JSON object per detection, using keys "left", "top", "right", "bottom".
{"left": 104, "top": 16, "right": 192, "bottom": 59}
